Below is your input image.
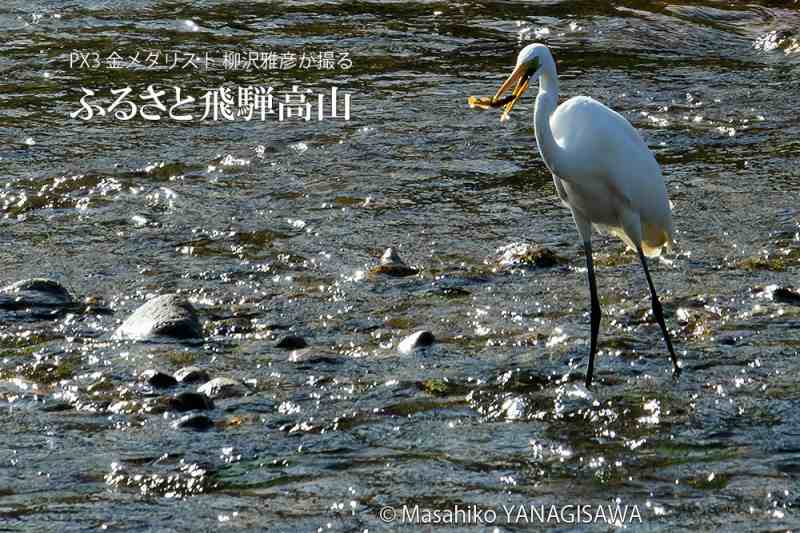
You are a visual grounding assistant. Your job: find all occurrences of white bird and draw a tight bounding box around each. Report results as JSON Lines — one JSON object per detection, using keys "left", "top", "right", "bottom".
{"left": 470, "top": 43, "right": 681, "bottom": 387}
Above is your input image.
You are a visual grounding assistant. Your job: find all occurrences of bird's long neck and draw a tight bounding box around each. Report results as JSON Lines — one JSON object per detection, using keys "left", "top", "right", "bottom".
{"left": 533, "top": 54, "right": 568, "bottom": 177}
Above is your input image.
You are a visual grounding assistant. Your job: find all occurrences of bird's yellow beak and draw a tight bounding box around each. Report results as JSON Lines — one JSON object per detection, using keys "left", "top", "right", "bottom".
{"left": 494, "top": 63, "right": 530, "bottom": 121}
{"left": 467, "top": 63, "right": 530, "bottom": 122}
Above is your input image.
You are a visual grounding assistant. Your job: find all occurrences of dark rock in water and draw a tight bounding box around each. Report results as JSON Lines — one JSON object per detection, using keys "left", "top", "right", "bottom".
{"left": 774, "top": 287, "right": 800, "bottom": 306}
{"left": 1, "top": 278, "right": 74, "bottom": 305}
{"left": 174, "top": 366, "right": 210, "bottom": 384}
{"left": 276, "top": 335, "right": 308, "bottom": 349}
{"left": 140, "top": 369, "right": 178, "bottom": 388}
{"left": 113, "top": 294, "right": 202, "bottom": 340}
{"left": 166, "top": 392, "right": 214, "bottom": 412}
{"left": 172, "top": 414, "right": 214, "bottom": 431}
{"left": 398, "top": 330, "right": 435, "bottom": 354}
{"left": 41, "top": 400, "right": 74, "bottom": 413}
{"left": 197, "top": 377, "right": 247, "bottom": 399}
{"left": 717, "top": 331, "right": 754, "bottom": 346}
{"left": 0, "top": 279, "right": 75, "bottom": 317}
{"left": 370, "top": 247, "right": 418, "bottom": 277}
{"left": 495, "top": 242, "right": 567, "bottom": 269}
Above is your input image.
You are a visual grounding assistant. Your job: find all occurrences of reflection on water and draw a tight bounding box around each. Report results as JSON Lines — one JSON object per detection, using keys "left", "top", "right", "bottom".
{"left": 1, "top": 0, "right": 800, "bottom": 530}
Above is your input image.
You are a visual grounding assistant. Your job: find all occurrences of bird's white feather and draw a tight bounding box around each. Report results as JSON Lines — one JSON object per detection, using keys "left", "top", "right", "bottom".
{"left": 549, "top": 96, "right": 673, "bottom": 256}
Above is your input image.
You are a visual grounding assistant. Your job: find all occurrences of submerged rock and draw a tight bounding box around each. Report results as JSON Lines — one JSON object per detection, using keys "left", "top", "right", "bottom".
{"left": 174, "top": 366, "right": 210, "bottom": 384}
{"left": 0, "top": 279, "right": 75, "bottom": 319}
{"left": 165, "top": 392, "right": 215, "bottom": 412}
{"left": 172, "top": 414, "right": 214, "bottom": 431}
{"left": 275, "top": 335, "right": 308, "bottom": 350}
{"left": 0, "top": 278, "right": 74, "bottom": 307}
{"left": 113, "top": 294, "right": 202, "bottom": 341}
{"left": 494, "top": 242, "right": 567, "bottom": 269}
{"left": 717, "top": 330, "right": 754, "bottom": 346}
{"left": 197, "top": 377, "right": 247, "bottom": 399}
{"left": 109, "top": 400, "right": 142, "bottom": 415}
{"left": 735, "top": 255, "right": 787, "bottom": 272}
{"left": 370, "top": 247, "right": 418, "bottom": 277}
{"left": 289, "top": 347, "right": 343, "bottom": 365}
{"left": 418, "top": 378, "right": 467, "bottom": 397}
{"left": 398, "top": 330, "right": 436, "bottom": 354}
{"left": 140, "top": 369, "right": 178, "bottom": 388}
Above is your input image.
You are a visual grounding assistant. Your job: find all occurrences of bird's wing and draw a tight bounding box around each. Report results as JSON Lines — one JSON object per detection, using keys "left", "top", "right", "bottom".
{"left": 550, "top": 96, "right": 672, "bottom": 234}
{"left": 551, "top": 96, "right": 653, "bottom": 184}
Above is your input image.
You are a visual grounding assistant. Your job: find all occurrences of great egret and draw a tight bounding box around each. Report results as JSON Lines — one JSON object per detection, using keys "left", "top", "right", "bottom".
{"left": 469, "top": 43, "right": 681, "bottom": 387}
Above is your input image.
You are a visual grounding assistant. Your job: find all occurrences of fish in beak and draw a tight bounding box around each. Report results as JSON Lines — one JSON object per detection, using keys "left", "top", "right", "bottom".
{"left": 468, "top": 60, "right": 535, "bottom": 121}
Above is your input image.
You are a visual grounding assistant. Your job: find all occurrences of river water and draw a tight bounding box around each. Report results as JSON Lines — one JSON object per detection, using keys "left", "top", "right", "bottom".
{"left": 1, "top": 1, "right": 800, "bottom": 531}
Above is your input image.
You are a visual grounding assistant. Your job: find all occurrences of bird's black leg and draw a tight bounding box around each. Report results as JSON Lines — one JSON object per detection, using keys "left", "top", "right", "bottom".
{"left": 636, "top": 247, "right": 681, "bottom": 379}
{"left": 584, "top": 240, "right": 602, "bottom": 388}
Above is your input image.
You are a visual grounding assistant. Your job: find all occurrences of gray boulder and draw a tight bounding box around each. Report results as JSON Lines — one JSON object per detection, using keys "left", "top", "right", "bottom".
{"left": 174, "top": 366, "right": 210, "bottom": 384}
{"left": 197, "top": 377, "right": 248, "bottom": 399}
{"left": 398, "top": 330, "right": 436, "bottom": 354}
{"left": 113, "top": 294, "right": 202, "bottom": 340}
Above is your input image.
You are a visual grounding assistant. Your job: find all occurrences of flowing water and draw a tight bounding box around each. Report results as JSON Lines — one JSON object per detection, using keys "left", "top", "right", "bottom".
{"left": 2, "top": 0, "right": 800, "bottom": 531}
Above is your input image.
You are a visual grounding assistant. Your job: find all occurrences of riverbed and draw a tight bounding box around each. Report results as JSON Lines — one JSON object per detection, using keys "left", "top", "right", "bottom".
{"left": 1, "top": 1, "right": 800, "bottom": 531}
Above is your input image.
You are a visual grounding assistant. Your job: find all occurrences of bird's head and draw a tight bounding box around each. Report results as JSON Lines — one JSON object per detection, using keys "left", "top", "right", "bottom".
{"left": 468, "top": 43, "right": 547, "bottom": 121}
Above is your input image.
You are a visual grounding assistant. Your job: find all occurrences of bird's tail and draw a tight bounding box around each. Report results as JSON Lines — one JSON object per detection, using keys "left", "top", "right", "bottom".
{"left": 600, "top": 223, "right": 673, "bottom": 258}
{"left": 640, "top": 223, "right": 674, "bottom": 258}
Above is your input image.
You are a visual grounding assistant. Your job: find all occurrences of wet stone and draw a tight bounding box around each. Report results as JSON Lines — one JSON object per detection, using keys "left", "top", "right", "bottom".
{"left": 165, "top": 392, "right": 215, "bottom": 412}
{"left": 113, "top": 294, "right": 202, "bottom": 341}
{"left": 197, "top": 377, "right": 247, "bottom": 399}
{"left": 774, "top": 287, "right": 800, "bottom": 306}
{"left": 0, "top": 278, "right": 74, "bottom": 308}
{"left": 495, "top": 242, "right": 567, "bottom": 269}
{"left": 207, "top": 317, "right": 253, "bottom": 336}
{"left": 109, "top": 400, "right": 141, "bottom": 415}
{"left": 398, "top": 330, "right": 436, "bottom": 354}
{"left": 276, "top": 335, "right": 308, "bottom": 349}
{"left": 370, "top": 247, "right": 418, "bottom": 277}
{"left": 141, "top": 369, "right": 178, "bottom": 388}
{"left": 174, "top": 366, "right": 210, "bottom": 384}
{"left": 289, "top": 347, "right": 343, "bottom": 365}
{"left": 172, "top": 414, "right": 214, "bottom": 431}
